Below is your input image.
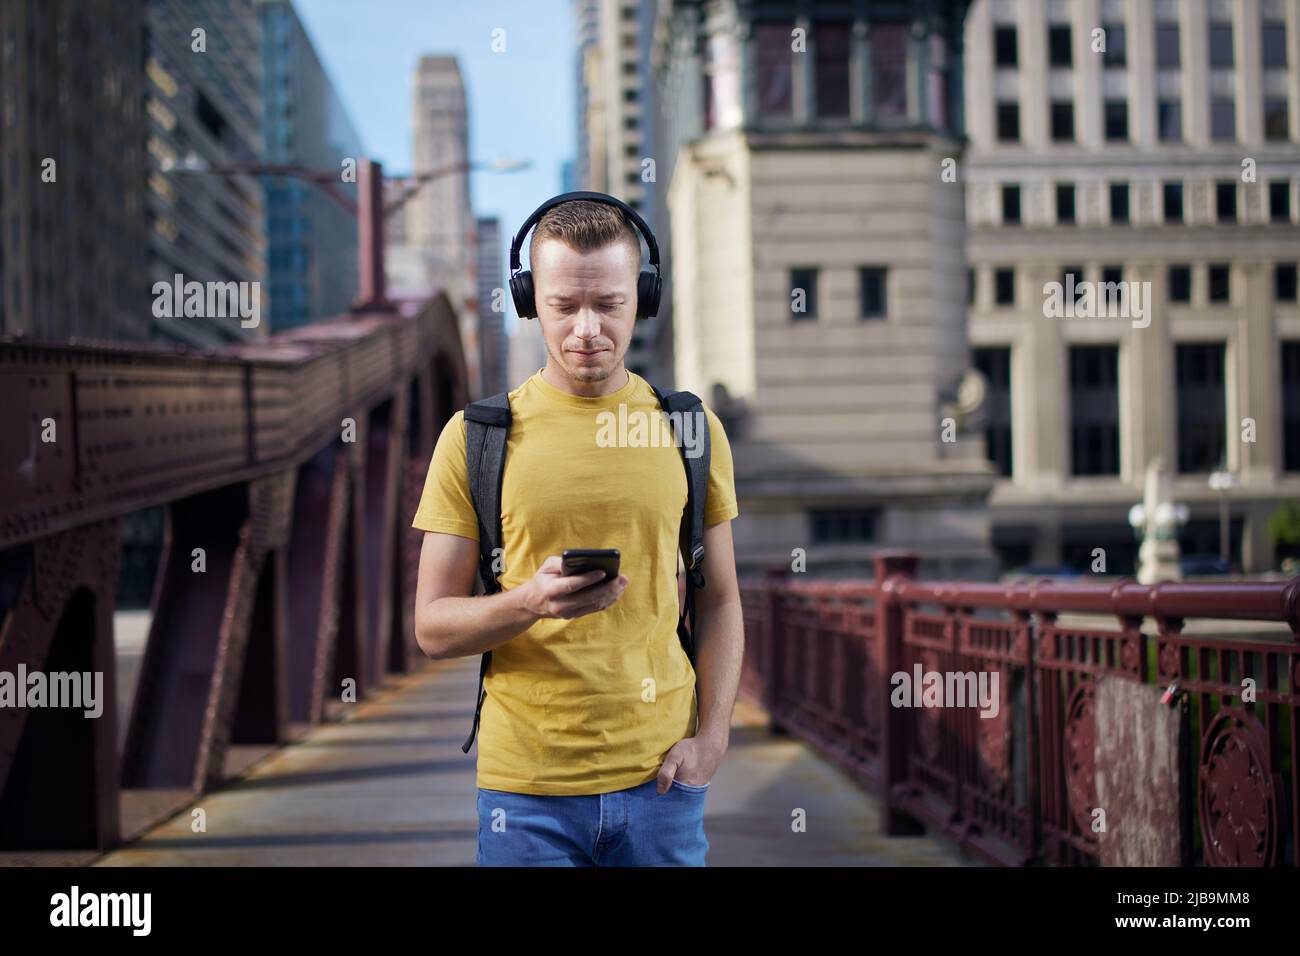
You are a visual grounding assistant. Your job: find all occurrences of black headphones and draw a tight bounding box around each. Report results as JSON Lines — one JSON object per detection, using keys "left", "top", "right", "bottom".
{"left": 509, "top": 190, "right": 661, "bottom": 320}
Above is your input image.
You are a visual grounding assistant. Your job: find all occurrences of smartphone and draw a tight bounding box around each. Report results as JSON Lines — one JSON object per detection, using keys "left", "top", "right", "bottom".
{"left": 561, "top": 548, "right": 620, "bottom": 583}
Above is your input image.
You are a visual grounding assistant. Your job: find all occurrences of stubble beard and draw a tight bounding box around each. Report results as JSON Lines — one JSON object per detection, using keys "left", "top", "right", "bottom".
{"left": 548, "top": 339, "right": 621, "bottom": 384}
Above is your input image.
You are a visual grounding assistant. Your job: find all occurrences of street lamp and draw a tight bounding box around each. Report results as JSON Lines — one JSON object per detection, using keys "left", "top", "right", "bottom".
{"left": 382, "top": 158, "right": 531, "bottom": 217}
{"left": 1128, "top": 457, "right": 1189, "bottom": 583}
{"left": 157, "top": 153, "right": 530, "bottom": 312}
{"left": 158, "top": 152, "right": 360, "bottom": 214}
{"left": 158, "top": 152, "right": 531, "bottom": 219}
{"left": 1208, "top": 469, "right": 1238, "bottom": 565}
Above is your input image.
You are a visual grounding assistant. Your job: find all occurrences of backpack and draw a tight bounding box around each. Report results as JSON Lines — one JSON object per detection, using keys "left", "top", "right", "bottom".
{"left": 457, "top": 379, "right": 710, "bottom": 753}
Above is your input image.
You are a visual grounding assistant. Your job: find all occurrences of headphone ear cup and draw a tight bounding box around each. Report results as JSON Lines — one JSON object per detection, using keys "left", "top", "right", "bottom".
{"left": 636, "top": 271, "right": 661, "bottom": 320}
{"left": 510, "top": 272, "right": 536, "bottom": 318}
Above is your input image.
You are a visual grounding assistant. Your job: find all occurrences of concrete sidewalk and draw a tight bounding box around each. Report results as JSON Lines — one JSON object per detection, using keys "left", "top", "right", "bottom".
{"left": 94, "top": 656, "right": 969, "bottom": 867}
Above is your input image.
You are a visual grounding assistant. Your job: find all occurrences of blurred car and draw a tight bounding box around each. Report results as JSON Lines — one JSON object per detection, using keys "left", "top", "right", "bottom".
{"left": 1005, "top": 564, "right": 1086, "bottom": 580}
{"left": 1180, "top": 555, "right": 1231, "bottom": 576}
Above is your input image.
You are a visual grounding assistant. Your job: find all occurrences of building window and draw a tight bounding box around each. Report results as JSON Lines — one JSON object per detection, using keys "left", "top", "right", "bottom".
{"left": 699, "top": 34, "right": 717, "bottom": 129}
{"left": 755, "top": 20, "right": 795, "bottom": 118}
{"left": 1110, "top": 182, "right": 1130, "bottom": 223}
{"left": 995, "top": 268, "right": 1015, "bottom": 306}
{"left": 1156, "top": 22, "right": 1180, "bottom": 69}
{"left": 1104, "top": 99, "right": 1129, "bottom": 141}
{"left": 1265, "top": 98, "right": 1289, "bottom": 141}
{"left": 1002, "top": 184, "right": 1021, "bottom": 224}
{"left": 1271, "top": 180, "right": 1292, "bottom": 222}
{"left": 1209, "top": 22, "right": 1234, "bottom": 68}
{"left": 1051, "top": 100, "right": 1074, "bottom": 141}
{"left": 1048, "top": 25, "right": 1072, "bottom": 67}
{"left": 1216, "top": 181, "right": 1237, "bottom": 223}
{"left": 1158, "top": 99, "right": 1182, "bottom": 141}
{"left": 810, "top": 508, "right": 878, "bottom": 543}
{"left": 1262, "top": 21, "right": 1287, "bottom": 68}
{"left": 623, "top": 88, "right": 639, "bottom": 103}
{"left": 859, "top": 267, "right": 887, "bottom": 319}
{"left": 1208, "top": 264, "right": 1231, "bottom": 303}
{"left": 968, "top": 268, "right": 977, "bottom": 305}
{"left": 928, "top": 32, "right": 952, "bottom": 128}
{"left": 790, "top": 267, "right": 818, "bottom": 319}
{"left": 996, "top": 101, "right": 1020, "bottom": 141}
{"left": 872, "top": 22, "right": 909, "bottom": 122}
{"left": 1069, "top": 345, "right": 1120, "bottom": 476}
{"left": 1169, "top": 265, "right": 1192, "bottom": 303}
{"left": 1277, "top": 263, "right": 1298, "bottom": 302}
{"left": 994, "top": 25, "right": 1018, "bottom": 68}
{"left": 1164, "top": 181, "right": 1184, "bottom": 223}
{"left": 1284, "top": 343, "right": 1300, "bottom": 471}
{"left": 1056, "top": 183, "right": 1076, "bottom": 224}
{"left": 814, "top": 21, "right": 852, "bottom": 119}
{"left": 1176, "top": 344, "right": 1226, "bottom": 474}
{"left": 1102, "top": 265, "right": 1123, "bottom": 287}
{"left": 973, "top": 347, "right": 1013, "bottom": 478}
{"left": 1103, "top": 23, "right": 1126, "bottom": 68}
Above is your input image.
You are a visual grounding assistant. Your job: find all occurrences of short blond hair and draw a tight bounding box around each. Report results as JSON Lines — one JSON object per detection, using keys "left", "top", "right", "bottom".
{"left": 529, "top": 199, "right": 641, "bottom": 270}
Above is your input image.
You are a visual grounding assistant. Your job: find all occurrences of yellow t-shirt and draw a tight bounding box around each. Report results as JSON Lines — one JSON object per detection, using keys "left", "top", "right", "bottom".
{"left": 411, "top": 368, "right": 739, "bottom": 795}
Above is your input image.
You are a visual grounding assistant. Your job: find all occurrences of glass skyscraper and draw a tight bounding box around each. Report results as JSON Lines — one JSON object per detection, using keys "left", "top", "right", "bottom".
{"left": 259, "top": 0, "right": 364, "bottom": 329}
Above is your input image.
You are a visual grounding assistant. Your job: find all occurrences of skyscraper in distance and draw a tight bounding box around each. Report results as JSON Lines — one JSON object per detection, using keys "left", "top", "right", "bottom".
{"left": 409, "top": 55, "right": 479, "bottom": 393}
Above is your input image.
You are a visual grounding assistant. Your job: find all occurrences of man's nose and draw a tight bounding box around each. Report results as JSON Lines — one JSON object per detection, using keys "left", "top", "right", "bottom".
{"left": 574, "top": 308, "right": 601, "bottom": 339}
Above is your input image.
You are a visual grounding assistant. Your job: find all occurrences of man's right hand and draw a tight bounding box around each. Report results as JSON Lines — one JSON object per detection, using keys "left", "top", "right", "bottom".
{"left": 520, "top": 555, "right": 629, "bottom": 620}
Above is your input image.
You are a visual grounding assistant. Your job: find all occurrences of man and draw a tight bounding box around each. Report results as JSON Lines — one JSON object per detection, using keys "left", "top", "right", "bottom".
{"left": 411, "top": 195, "right": 744, "bottom": 866}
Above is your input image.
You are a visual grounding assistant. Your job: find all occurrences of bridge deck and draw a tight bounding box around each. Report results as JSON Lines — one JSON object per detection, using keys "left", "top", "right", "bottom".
{"left": 90, "top": 655, "right": 970, "bottom": 867}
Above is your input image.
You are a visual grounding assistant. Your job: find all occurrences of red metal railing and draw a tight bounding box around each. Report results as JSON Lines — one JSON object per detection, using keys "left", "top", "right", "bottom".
{"left": 739, "top": 554, "right": 1300, "bottom": 866}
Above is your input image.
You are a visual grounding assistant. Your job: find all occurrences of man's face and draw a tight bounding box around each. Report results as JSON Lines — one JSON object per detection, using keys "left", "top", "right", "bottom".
{"left": 532, "top": 237, "right": 639, "bottom": 386}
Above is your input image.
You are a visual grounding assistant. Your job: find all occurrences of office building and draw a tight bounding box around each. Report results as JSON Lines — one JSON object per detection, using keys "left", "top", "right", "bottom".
{"left": 408, "top": 55, "right": 479, "bottom": 392}
{"left": 259, "top": 0, "right": 364, "bottom": 329}
{"left": 476, "top": 216, "right": 508, "bottom": 396}
{"left": 655, "top": 0, "right": 994, "bottom": 578}
{"left": 965, "top": 0, "right": 1300, "bottom": 573}
{"left": 0, "top": 0, "right": 150, "bottom": 341}
{"left": 574, "top": 0, "right": 602, "bottom": 191}
{"left": 146, "top": 0, "right": 266, "bottom": 345}
{"left": 579, "top": 0, "right": 674, "bottom": 383}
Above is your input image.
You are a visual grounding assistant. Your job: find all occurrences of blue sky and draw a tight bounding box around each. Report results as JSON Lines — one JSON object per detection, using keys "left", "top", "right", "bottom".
{"left": 293, "top": 0, "right": 576, "bottom": 315}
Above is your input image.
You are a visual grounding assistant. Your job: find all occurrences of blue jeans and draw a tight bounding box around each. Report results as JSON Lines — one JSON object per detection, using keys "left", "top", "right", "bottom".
{"left": 476, "top": 778, "right": 710, "bottom": 866}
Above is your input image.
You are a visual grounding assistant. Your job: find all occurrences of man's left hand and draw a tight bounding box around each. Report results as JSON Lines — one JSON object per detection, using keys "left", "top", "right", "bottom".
{"left": 656, "top": 733, "right": 727, "bottom": 794}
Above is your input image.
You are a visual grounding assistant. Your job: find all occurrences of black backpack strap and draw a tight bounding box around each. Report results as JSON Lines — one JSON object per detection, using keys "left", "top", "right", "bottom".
{"left": 646, "top": 382, "right": 711, "bottom": 666}
{"left": 461, "top": 391, "right": 512, "bottom": 753}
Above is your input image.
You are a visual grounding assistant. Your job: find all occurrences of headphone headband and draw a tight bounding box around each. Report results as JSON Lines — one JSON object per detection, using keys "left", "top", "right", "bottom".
{"left": 508, "top": 190, "right": 660, "bottom": 273}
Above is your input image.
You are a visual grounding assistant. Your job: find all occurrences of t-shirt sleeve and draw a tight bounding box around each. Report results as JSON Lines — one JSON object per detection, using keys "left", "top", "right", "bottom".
{"left": 411, "top": 410, "right": 480, "bottom": 540}
{"left": 702, "top": 405, "right": 739, "bottom": 526}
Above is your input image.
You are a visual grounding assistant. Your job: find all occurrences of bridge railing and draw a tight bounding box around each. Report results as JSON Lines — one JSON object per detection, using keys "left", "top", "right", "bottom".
{"left": 0, "top": 299, "right": 468, "bottom": 852}
{"left": 740, "top": 553, "right": 1300, "bottom": 866}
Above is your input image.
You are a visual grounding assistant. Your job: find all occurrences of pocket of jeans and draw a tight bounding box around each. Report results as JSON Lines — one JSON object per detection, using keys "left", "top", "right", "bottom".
{"left": 671, "top": 778, "right": 710, "bottom": 793}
